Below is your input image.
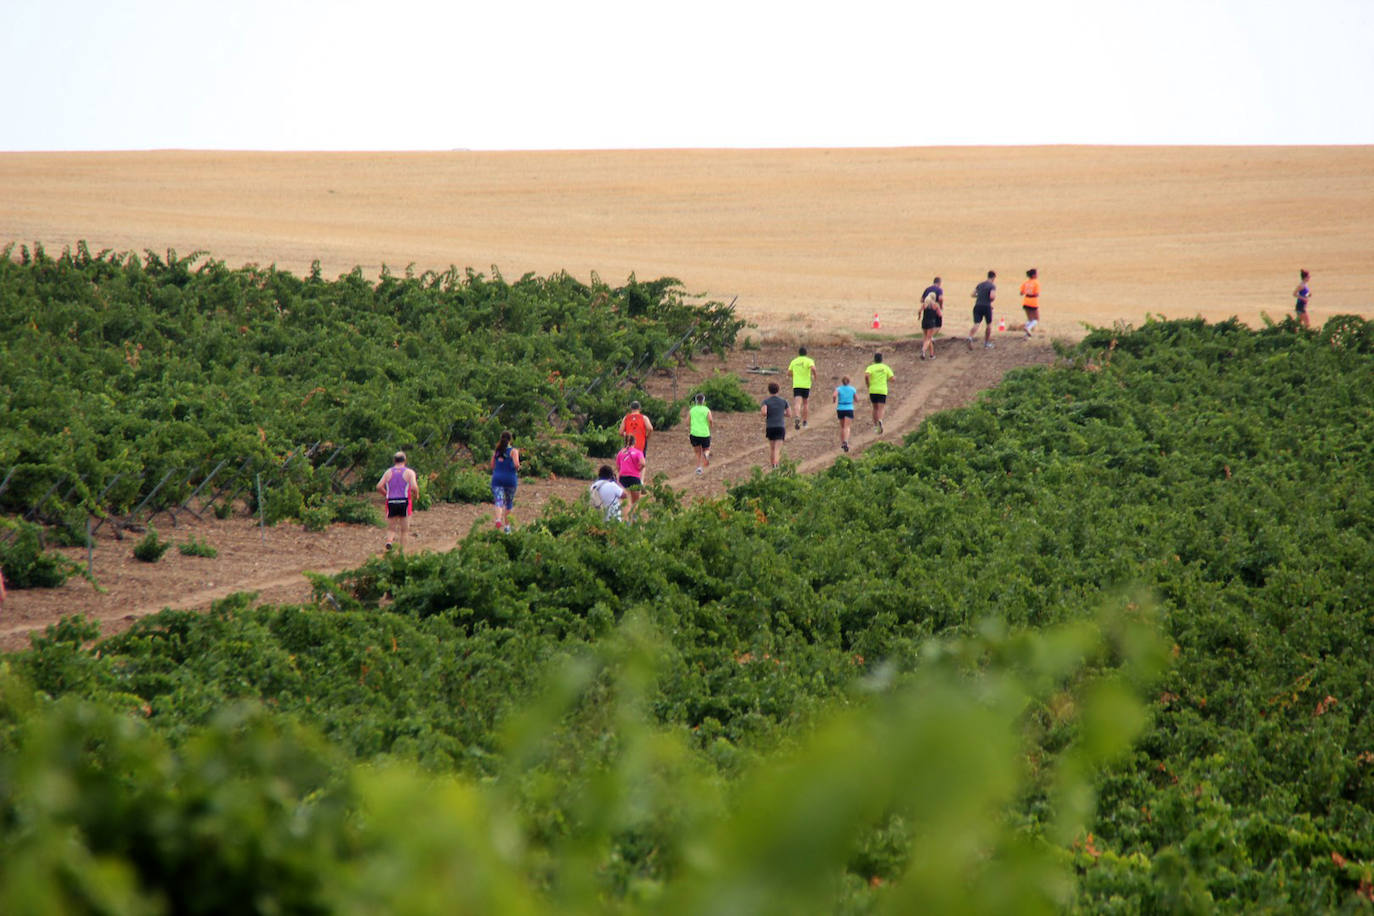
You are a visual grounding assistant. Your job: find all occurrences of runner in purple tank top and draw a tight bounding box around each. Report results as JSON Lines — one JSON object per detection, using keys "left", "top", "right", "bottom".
{"left": 376, "top": 451, "right": 419, "bottom": 551}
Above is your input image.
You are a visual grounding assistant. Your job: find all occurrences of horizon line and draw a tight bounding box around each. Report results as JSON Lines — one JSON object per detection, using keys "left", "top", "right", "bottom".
{"left": 4, "top": 142, "right": 1374, "bottom": 155}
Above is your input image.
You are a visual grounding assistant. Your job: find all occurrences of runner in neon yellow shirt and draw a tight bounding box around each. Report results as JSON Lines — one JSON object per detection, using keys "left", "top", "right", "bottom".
{"left": 687, "top": 393, "right": 713, "bottom": 475}
{"left": 864, "top": 352, "right": 895, "bottom": 434}
{"left": 787, "top": 346, "right": 817, "bottom": 430}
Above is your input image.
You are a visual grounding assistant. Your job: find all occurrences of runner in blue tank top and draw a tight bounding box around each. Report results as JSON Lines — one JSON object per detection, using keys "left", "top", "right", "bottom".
{"left": 489, "top": 430, "right": 520, "bottom": 533}
{"left": 833, "top": 376, "right": 857, "bottom": 452}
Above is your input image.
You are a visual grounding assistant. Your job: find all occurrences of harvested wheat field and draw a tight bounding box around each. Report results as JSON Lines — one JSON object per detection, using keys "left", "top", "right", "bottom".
{"left": 3, "top": 146, "right": 1372, "bottom": 337}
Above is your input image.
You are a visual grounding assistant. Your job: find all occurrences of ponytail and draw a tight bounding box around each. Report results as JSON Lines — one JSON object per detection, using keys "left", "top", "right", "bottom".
{"left": 492, "top": 430, "right": 513, "bottom": 462}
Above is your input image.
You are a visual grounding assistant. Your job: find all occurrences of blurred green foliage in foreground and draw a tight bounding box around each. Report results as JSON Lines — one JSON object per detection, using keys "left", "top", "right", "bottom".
{"left": 0, "top": 603, "right": 1164, "bottom": 915}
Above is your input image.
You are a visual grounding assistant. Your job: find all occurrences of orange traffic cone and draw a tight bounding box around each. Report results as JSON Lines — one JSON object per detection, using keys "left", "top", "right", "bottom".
{"left": 872, "top": 313, "right": 881, "bottom": 329}
{"left": 997, "top": 316, "right": 1006, "bottom": 332}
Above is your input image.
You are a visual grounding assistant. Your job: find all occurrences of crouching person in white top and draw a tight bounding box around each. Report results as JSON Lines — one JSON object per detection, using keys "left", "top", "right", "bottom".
{"left": 589, "top": 464, "right": 627, "bottom": 522}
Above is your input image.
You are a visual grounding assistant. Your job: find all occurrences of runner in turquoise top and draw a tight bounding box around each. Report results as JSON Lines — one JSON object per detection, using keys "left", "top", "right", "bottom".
{"left": 833, "top": 376, "right": 857, "bottom": 452}
{"left": 688, "top": 393, "right": 713, "bottom": 475}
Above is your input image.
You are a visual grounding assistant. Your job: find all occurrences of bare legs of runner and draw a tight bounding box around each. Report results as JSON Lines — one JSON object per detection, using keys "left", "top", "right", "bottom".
{"left": 871, "top": 399, "right": 886, "bottom": 434}
{"left": 967, "top": 320, "right": 993, "bottom": 348}
{"left": 385, "top": 513, "right": 409, "bottom": 551}
{"left": 693, "top": 442, "right": 710, "bottom": 473}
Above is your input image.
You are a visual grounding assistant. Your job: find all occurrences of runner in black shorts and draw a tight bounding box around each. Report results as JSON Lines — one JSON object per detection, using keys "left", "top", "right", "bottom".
{"left": 920, "top": 277, "right": 944, "bottom": 360}
{"left": 687, "top": 392, "right": 713, "bottom": 475}
{"left": 833, "top": 376, "right": 857, "bottom": 451}
{"left": 1293, "top": 269, "right": 1312, "bottom": 329}
{"left": 787, "top": 347, "right": 816, "bottom": 430}
{"left": 863, "top": 353, "right": 894, "bottom": 434}
{"left": 967, "top": 270, "right": 997, "bottom": 350}
{"left": 761, "top": 381, "right": 791, "bottom": 469}
{"left": 615, "top": 435, "right": 646, "bottom": 518}
{"left": 376, "top": 451, "right": 419, "bottom": 552}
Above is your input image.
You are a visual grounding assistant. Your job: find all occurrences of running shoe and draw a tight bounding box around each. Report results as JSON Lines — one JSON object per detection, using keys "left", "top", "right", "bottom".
{"left": 984, "top": 341, "right": 995, "bottom": 349}
{"left": 695, "top": 467, "right": 703, "bottom": 476}
{"left": 794, "top": 418, "right": 801, "bottom": 430}
{"left": 802, "top": 420, "right": 808, "bottom": 429}
{"left": 841, "top": 442, "right": 850, "bottom": 452}
{"left": 966, "top": 336, "right": 974, "bottom": 350}
{"left": 877, "top": 420, "right": 884, "bottom": 434}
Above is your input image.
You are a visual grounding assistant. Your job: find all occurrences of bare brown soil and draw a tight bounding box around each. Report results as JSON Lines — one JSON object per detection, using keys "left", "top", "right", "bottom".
{"left": 0, "top": 336, "right": 1053, "bottom": 650}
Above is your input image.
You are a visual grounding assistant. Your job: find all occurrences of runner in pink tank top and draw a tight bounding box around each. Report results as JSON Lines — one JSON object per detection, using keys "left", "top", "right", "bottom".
{"left": 615, "top": 435, "right": 647, "bottom": 520}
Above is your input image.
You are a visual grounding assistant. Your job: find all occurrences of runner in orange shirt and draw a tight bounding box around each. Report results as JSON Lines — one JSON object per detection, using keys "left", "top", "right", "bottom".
{"left": 1020, "top": 269, "right": 1041, "bottom": 339}
{"left": 619, "top": 401, "right": 654, "bottom": 455}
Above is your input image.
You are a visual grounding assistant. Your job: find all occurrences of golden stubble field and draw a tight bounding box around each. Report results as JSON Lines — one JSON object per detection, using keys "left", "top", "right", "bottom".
{"left": 2, "top": 146, "right": 1372, "bottom": 336}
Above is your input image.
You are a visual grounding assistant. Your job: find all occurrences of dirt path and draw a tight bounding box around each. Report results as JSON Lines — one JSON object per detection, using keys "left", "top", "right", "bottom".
{"left": 1, "top": 332, "right": 1053, "bottom": 651}
{"left": 657, "top": 334, "right": 1050, "bottom": 497}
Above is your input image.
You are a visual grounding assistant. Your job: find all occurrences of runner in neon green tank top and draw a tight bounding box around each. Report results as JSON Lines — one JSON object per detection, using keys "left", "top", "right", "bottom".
{"left": 864, "top": 352, "right": 895, "bottom": 434}
{"left": 787, "top": 346, "right": 817, "bottom": 430}
{"left": 687, "top": 393, "right": 713, "bottom": 475}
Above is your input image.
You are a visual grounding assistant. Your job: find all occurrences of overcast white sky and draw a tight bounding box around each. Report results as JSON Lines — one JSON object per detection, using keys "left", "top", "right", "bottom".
{"left": 2, "top": 0, "right": 1371, "bottom": 150}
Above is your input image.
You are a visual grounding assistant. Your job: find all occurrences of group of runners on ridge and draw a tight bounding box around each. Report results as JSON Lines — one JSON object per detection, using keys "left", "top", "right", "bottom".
{"left": 372, "top": 267, "right": 1320, "bottom": 548}
{"left": 914, "top": 268, "right": 1042, "bottom": 358}
{"left": 767, "top": 269, "right": 1041, "bottom": 464}
{"left": 373, "top": 271, "right": 1045, "bottom": 548}
{"left": 379, "top": 266, "right": 1325, "bottom": 543}
{"left": 762, "top": 349, "right": 895, "bottom": 465}
{"left": 375, "top": 272, "right": 1046, "bottom": 548}
{"left": 374, "top": 400, "right": 662, "bottom": 549}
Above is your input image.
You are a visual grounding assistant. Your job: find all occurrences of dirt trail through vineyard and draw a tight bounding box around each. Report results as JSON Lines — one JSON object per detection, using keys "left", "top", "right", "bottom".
{"left": 0, "top": 335, "right": 1052, "bottom": 650}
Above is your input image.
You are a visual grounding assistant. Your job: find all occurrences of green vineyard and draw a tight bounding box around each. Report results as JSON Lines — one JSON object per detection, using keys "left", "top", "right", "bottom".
{"left": 2, "top": 248, "right": 1373, "bottom": 912}
{"left": 0, "top": 243, "right": 741, "bottom": 558}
